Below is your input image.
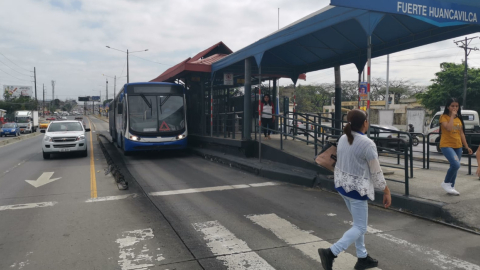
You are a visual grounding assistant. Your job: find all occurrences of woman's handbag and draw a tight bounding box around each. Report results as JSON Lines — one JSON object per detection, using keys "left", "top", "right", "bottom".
{"left": 315, "top": 142, "right": 337, "bottom": 172}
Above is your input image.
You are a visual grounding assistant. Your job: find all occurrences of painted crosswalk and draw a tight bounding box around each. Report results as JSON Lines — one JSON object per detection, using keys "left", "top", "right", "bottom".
{"left": 193, "top": 220, "right": 276, "bottom": 270}
{"left": 247, "top": 213, "right": 381, "bottom": 270}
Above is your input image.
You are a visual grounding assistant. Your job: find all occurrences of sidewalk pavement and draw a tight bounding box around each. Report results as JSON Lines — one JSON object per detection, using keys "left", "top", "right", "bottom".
{"left": 197, "top": 133, "right": 480, "bottom": 232}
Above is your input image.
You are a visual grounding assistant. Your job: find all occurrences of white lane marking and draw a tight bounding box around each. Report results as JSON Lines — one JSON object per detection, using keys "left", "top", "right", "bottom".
{"left": 343, "top": 221, "right": 480, "bottom": 270}
{"left": 247, "top": 214, "right": 381, "bottom": 270}
{"left": 25, "top": 172, "right": 61, "bottom": 188}
{"left": 193, "top": 220, "right": 275, "bottom": 270}
{"left": 115, "top": 228, "right": 164, "bottom": 270}
{"left": 9, "top": 252, "right": 32, "bottom": 269}
{"left": 1, "top": 160, "right": 26, "bottom": 177}
{"left": 249, "top": 182, "right": 278, "bottom": 187}
{"left": 0, "top": 201, "right": 57, "bottom": 211}
{"left": 86, "top": 194, "right": 138, "bottom": 203}
{"left": 149, "top": 182, "right": 280, "bottom": 197}
{"left": 326, "top": 213, "right": 337, "bottom": 217}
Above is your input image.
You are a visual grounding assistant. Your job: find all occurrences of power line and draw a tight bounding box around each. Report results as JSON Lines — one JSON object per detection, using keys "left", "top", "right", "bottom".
{"left": 129, "top": 54, "right": 170, "bottom": 66}
{"left": 0, "top": 67, "right": 33, "bottom": 82}
{"left": 0, "top": 59, "right": 31, "bottom": 77}
{"left": 0, "top": 52, "right": 31, "bottom": 72}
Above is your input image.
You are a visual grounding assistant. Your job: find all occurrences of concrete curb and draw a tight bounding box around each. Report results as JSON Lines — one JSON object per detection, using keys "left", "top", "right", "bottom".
{"left": 0, "top": 132, "right": 42, "bottom": 148}
{"left": 191, "top": 148, "right": 317, "bottom": 187}
{"left": 93, "top": 115, "right": 108, "bottom": 123}
{"left": 193, "top": 147, "right": 479, "bottom": 233}
{"left": 97, "top": 134, "right": 128, "bottom": 190}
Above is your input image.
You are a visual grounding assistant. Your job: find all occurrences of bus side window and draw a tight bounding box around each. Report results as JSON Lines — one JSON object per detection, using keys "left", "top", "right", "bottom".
{"left": 430, "top": 115, "right": 440, "bottom": 129}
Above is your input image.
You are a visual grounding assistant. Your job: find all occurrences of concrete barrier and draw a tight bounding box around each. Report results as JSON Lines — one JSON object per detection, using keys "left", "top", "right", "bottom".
{"left": 0, "top": 132, "right": 42, "bottom": 148}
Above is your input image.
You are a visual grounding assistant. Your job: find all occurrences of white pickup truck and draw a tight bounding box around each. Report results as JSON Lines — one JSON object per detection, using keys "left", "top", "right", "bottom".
{"left": 426, "top": 110, "right": 480, "bottom": 153}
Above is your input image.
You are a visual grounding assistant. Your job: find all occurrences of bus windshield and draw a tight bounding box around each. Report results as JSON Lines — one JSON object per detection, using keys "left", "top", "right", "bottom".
{"left": 129, "top": 95, "right": 185, "bottom": 134}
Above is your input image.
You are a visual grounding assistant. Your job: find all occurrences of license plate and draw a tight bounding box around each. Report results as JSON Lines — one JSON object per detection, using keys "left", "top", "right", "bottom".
{"left": 5, "top": 132, "right": 9, "bottom": 134}
{"left": 60, "top": 149, "right": 71, "bottom": 152}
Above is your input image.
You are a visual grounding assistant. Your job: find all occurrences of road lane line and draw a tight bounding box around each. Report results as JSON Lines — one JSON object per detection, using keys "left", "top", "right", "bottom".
{"left": 85, "top": 194, "right": 138, "bottom": 203}
{"left": 148, "top": 182, "right": 280, "bottom": 196}
{"left": 343, "top": 221, "right": 480, "bottom": 270}
{"left": 1, "top": 160, "right": 26, "bottom": 177}
{"left": 87, "top": 117, "right": 97, "bottom": 198}
{"left": 0, "top": 201, "right": 57, "bottom": 211}
{"left": 193, "top": 220, "right": 276, "bottom": 269}
{"left": 247, "top": 213, "right": 381, "bottom": 270}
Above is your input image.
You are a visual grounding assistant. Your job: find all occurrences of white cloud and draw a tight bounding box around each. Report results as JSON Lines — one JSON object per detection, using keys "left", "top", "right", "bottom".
{"left": 0, "top": 0, "right": 478, "bottom": 100}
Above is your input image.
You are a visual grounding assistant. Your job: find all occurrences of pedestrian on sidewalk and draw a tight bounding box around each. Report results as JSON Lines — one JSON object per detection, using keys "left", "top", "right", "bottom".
{"left": 439, "top": 98, "right": 473, "bottom": 195}
{"left": 318, "top": 109, "right": 391, "bottom": 270}
{"left": 261, "top": 94, "right": 275, "bottom": 140}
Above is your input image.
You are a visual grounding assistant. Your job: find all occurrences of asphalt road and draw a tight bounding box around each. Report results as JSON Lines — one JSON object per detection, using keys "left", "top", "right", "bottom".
{"left": 0, "top": 115, "right": 479, "bottom": 270}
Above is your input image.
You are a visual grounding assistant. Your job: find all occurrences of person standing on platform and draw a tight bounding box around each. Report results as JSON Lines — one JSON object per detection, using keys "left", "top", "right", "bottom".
{"left": 318, "top": 109, "right": 391, "bottom": 270}
{"left": 439, "top": 98, "right": 473, "bottom": 196}
{"left": 261, "top": 94, "right": 275, "bottom": 140}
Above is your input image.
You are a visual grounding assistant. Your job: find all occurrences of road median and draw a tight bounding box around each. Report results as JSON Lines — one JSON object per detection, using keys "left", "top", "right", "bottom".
{"left": 0, "top": 132, "right": 42, "bottom": 148}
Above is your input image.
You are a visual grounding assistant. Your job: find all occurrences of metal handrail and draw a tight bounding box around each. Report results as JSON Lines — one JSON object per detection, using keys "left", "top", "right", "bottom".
{"left": 258, "top": 112, "right": 412, "bottom": 196}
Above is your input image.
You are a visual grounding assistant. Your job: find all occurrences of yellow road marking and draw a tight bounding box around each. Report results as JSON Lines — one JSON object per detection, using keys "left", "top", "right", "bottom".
{"left": 87, "top": 117, "right": 97, "bottom": 198}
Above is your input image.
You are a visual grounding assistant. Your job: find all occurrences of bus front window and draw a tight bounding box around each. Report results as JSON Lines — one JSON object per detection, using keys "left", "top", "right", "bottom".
{"left": 128, "top": 95, "right": 185, "bottom": 134}
{"left": 129, "top": 95, "right": 158, "bottom": 133}
{"left": 158, "top": 96, "right": 185, "bottom": 132}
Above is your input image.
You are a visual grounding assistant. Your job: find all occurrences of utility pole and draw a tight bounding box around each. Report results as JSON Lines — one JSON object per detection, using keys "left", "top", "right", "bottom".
{"left": 34, "top": 67, "right": 37, "bottom": 108}
{"left": 42, "top": 84, "right": 45, "bottom": 116}
{"left": 106, "top": 79, "right": 108, "bottom": 101}
{"left": 454, "top": 36, "right": 478, "bottom": 109}
{"left": 385, "top": 54, "right": 390, "bottom": 110}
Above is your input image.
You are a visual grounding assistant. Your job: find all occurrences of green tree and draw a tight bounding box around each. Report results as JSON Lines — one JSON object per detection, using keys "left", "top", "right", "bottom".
{"left": 418, "top": 62, "right": 480, "bottom": 114}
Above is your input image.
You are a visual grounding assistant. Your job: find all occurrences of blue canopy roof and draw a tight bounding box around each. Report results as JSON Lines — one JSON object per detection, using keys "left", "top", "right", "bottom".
{"left": 212, "top": 0, "right": 480, "bottom": 83}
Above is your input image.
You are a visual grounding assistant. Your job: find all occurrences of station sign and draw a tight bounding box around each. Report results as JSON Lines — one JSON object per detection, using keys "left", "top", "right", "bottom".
{"left": 224, "top": 73, "right": 233, "bottom": 85}
{"left": 331, "top": 0, "right": 479, "bottom": 25}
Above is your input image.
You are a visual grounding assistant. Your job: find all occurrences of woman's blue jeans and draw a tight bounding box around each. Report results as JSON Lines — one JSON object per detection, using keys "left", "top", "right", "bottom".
{"left": 330, "top": 195, "right": 368, "bottom": 258}
{"left": 441, "top": 147, "right": 462, "bottom": 187}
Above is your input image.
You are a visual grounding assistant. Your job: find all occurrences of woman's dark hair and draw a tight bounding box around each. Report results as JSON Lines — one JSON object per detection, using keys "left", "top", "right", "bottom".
{"left": 262, "top": 94, "right": 272, "bottom": 106}
{"left": 443, "top": 97, "right": 466, "bottom": 134}
{"left": 344, "top": 109, "right": 367, "bottom": 145}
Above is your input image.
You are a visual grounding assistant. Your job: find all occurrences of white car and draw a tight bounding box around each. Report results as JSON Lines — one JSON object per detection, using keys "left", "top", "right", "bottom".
{"left": 41, "top": 121, "right": 90, "bottom": 159}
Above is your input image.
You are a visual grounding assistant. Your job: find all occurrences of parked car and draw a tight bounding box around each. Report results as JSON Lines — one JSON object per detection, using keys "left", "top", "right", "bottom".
{"left": 41, "top": 121, "right": 90, "bottom": 159}
{"left": 46, "top": 117, "right": 56, "bottom": 121}
{"left": 369, "top": 124, "right": 410, "bottom": 151}
{"left": 0, "top": 123, "right": 20, "bottom": 137}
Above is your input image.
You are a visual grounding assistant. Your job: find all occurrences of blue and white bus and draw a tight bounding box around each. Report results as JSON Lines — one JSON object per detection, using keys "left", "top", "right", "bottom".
{"left": 109, "top": 82, "right": 187, "bottom": 155}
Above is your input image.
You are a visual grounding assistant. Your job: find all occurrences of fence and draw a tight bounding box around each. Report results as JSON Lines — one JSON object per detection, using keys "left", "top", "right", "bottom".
{"left": 259, "top": 111, "right": 412, "bottom": 196}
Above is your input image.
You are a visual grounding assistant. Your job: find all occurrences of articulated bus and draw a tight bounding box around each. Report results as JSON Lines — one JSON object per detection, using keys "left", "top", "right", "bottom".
{"left": 109, "top": 82, "right": 187, "bottom": 155}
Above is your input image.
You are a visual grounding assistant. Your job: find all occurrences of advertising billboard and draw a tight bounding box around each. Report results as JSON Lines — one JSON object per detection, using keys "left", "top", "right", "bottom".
{"left": 3, "top": 85, "right": 33, "bottom": 98}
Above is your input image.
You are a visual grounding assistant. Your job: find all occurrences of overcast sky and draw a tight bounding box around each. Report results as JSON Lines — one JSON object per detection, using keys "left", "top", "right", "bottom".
{"left": 0, "top": 0, "right": 479, "bottom": 101}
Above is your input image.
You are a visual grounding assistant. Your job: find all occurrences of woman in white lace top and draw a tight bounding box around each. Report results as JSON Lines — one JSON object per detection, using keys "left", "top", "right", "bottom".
{"left": 319, "top": 109, "right": 391, "bottom": 270}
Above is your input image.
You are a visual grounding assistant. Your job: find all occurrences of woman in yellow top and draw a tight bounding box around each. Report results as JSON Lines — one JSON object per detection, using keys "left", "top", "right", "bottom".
{"left": 439, "top": 98, "right": 473, "bottom": 195}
